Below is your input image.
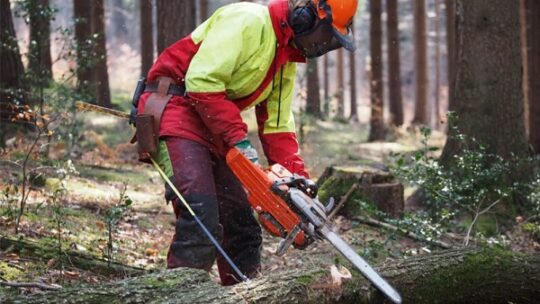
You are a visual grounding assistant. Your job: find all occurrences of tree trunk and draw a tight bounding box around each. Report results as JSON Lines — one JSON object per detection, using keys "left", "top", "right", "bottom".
{"left": 306, "top": 58, "right": 321, "bottom": 117}
{"left": 28, "top": 0, "right": 53, "bottom": 83}
{"left": 412, "top": 0, "right": 428, "bottom": 125}
{"left": 386, "top": 0, "right": 404, "bottom": 127}
{"left": 368, "top": 0, "right": 384, "bottom": 141}
{"left": 92, "top": 0, "right": 112, "bottom": 108}
{"left": 156, "top": 0, "right": 196, "bottom": 54}
{"left": 200, "top": 0, "right": 209, "bottom": 22}
{"left": 0, "top": 0, "right": 27, "bottom": 144}
{"left": 445, "top": 0, "right": 456, "bottom": 117}
{"left": 440, "top": 1, "right": 529, "bottom": 173}
{"left": 336, "top": 48, "right": 345, "bottom": 119}
{"left": 523, "top": 0, "right": 540, "bottom": 153}
{"left": 4, "top": 248, "right": 539, "bottom": 303}
{"left": 349, "top": 36, "right": 358, "bottom": 121}
{"left": 433, "top": 0, "right": 442, "bottom": 129}
{"left": 140, "top": 0, "right": 154, "bottom": 77}
{"left": 0, "top": 0, "right": 25, "bottom": 99}
{"left": 73, "top": 0, "right": 94, "bottom": 98}
{"left": 323, "top": 54, "right": 330, "bottom": 117}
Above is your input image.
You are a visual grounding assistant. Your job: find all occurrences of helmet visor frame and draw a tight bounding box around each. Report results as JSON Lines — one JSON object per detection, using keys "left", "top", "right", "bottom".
{"left": 293, "top": 19, "right": 343, "bottom": 58}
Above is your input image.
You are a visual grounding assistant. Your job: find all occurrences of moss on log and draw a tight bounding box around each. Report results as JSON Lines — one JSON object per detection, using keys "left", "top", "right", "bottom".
{"left": 2, "top": 247, "right": 538, "bottom": 303}
{"left": 318, "top": 166, "right": 404, "bottom": 217}
{"left": 0, "top": 237, "right": 145, "bottom": 277}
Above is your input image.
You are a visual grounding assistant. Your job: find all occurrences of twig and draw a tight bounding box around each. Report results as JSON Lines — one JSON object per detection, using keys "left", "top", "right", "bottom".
{"left": 0, "top": 281, "right": 62, "bottom": 290}
{"left": 464, "top": 199, "right": 501, "bottom": 246}
{"left": 327, "top": 184, "right": 358, "bottom": 220}
{"left": 352, "top": 215, "right": 454, "bottom": 249}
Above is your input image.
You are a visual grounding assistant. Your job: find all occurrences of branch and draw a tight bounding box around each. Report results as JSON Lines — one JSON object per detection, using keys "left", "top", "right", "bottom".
{"left": 0, "top": 281, "right": 62, "bottom": 290}
{"left": 352, "top": 215, "right": 454, "bottom": 249}
{"left": 327, "top": 183, "right": 358, "bottom": 220}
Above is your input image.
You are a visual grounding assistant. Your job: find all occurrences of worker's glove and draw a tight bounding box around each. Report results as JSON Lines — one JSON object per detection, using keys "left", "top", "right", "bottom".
{"left": 234, "top": 138, "right": 259, "bottom": 165}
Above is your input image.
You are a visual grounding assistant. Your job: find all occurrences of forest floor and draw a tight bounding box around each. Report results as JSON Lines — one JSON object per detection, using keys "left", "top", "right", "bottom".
{"left": 0, "top": 113, "right": 537, "bottom": 299}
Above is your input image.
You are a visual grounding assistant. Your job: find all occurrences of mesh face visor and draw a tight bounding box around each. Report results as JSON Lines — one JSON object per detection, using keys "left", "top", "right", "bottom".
{"left": 293, "top": 18, "right": 353, "bottom": 58}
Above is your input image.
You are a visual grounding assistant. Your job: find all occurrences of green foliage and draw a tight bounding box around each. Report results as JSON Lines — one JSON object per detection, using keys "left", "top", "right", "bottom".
{"left": 0, "top": 185, "right": 19, "bottom": 222}
{"left": 390, "top": 121, "right": 539, "bottom": 245}
{"left": 103, "top": 184, "right": 132, "bottom": 266}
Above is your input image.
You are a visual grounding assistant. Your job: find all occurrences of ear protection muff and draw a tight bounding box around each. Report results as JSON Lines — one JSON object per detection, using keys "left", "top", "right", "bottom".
{"left": 290, "top": 3, "right": 317, "bottom": 35}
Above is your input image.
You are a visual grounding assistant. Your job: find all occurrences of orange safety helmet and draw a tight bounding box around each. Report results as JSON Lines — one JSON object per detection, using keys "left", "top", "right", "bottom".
{"left": 289, "top": 0, "right": 358, "bottom": 57}
{"left": 313, "top": 0, "right": 358, "bottom": 50}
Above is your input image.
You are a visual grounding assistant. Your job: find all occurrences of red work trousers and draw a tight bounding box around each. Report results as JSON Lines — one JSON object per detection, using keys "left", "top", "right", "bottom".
{"left": 162, "top": 137, "right": 262, "bottom": 285}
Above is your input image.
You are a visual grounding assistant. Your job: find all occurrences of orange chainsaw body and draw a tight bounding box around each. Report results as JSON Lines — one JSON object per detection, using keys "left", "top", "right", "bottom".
{"left": 226, "top": 148, "right": 308, "bottom": 248}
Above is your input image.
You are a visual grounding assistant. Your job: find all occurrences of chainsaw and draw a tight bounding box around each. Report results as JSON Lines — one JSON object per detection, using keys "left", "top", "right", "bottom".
{"left": 226, "top": 148, "right": 402, "bottom": 304}
{"left": 74, "top": 101, "right": 401, "bottom": 303}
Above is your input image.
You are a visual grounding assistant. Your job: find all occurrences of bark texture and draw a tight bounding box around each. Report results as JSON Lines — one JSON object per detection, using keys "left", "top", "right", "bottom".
{"left": 73, "top": 0, "right": 94, "bottom": 96}
{"left": 92, "top": 0, "right": 112, "bottom": 107}
{"left": 306, "top": 58, "right": 322, "bottom": 117}
{"left": 3, "top": 248, "right": 538, "bottom": 303}
{"left": 336, "top": 48, "right": 345, "bottom": 119}
{"left": 140, "top": 0, "right": 154, "bottom": 77}
{"left": 440, "top": 0, "right": 529, "bottom": 167}
{"left": 0, "top": 0, "right": 25, "bottom": 99}
{"left": 386, "top": 0, "right": 404, "bottom": 127}
{"left": 157, "top": 0, "right": 196, "bottom": 54}
{"left": 524, "top": 0, "right": 540, "bottom": 153}
{"left": 368, "top": 0, "right": 384, "bottom": 141}
{"left": 445, "top": 0, "right": 456, "bottom": 113}
{"left": 349, "top": 38, "right": 358, "bottom": 121}
{"left": 28, "top": 0, "right": 53, "bottom": 82}
{"left": 413, "top": 0, "right": 428, "bottom": 125}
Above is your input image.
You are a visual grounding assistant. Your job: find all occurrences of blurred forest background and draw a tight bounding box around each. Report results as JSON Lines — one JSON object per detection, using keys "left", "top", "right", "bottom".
{"left": 0, "top": 0, "right": 539, "bottom": 302}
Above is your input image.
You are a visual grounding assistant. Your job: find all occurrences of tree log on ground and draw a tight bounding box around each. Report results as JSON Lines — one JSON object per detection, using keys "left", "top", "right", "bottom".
{"left": 0, "top": 237, "right": 144, "bottom": 277}
{"left": 2, "top": 247, "right": 538, "bottom": 303}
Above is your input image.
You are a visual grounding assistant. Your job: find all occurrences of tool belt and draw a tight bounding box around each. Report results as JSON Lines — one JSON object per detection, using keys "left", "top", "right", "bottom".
{"left": 131, "top": 77, "right": 185, "bottom": 163}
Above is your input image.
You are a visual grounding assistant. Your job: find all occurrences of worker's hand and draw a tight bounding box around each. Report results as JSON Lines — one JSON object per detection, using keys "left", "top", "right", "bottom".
{"left": 234, "top": 138, "right": 259, "bottom": 165}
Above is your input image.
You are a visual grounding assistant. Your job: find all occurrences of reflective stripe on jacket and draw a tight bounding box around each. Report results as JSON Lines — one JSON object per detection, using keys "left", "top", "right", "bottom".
{"left": 139, "top": 0, "right": 309, "bottom": 177}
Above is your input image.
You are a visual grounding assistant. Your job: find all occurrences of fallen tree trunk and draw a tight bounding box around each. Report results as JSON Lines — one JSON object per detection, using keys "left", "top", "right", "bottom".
{"left": 0, "top": 236, "right": 145, "bottom": 277}
{"left": 2, "top": 247, "right": 538, "bottom": 303}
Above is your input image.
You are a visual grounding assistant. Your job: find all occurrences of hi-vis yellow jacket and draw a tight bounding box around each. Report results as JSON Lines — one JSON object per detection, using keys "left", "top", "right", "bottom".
{"left": 139, "top": 0, "right": 309, "bottom": 176}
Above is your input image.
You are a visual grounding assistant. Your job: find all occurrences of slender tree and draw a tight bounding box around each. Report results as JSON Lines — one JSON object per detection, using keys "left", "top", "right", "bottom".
{"left": 306, "top": 58, "right": 321, "bottom": 117}
{"left": 412, "top": 0, "right": 428, "bottom": 125}
{"left": 140, "top": 0, "right": 154, "bottom": 77}
{"left": 386, "top": 0, "right": 404, "bottom": 126}
{"left": 445, "top": 0, "right": 456, "bottom": 111}
{"left": 73, "top": 0, "right": 93, "bottom": 97}
{"left": 440, "top": 0, "right": 529, "bottom": 179}
{"left": 323, "top": 54, "right": 330, "bottom": 117}
{"left": 92, "top": 0, "right": 112, "bottom": 107}
{"left": 433, "top": 0, "right": 442, "bottom": 128}
{"left": 335, "top": 48, "right": 345, "bottom": 119}
{"left": 28, "top": 0, "right": 53, "bottom": 83}
{"left": 349, "top": 43, "right": 358, "bottom": 121}
{"left": 368, "top": 0, "right": 384, "bottom": 141}
{"left": 523, "top": 0, "right": 540, "bottom": 153}
{"left": 157, "top": 0, "right": 196, "bottom": 54}
{"left": 200, "top": 0, "right": 209, "bottom": 22}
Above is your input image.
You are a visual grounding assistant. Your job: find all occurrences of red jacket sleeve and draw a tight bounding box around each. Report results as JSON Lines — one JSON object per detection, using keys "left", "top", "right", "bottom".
{"left": 187, "top": 92, "right": 247, "bottom": 147}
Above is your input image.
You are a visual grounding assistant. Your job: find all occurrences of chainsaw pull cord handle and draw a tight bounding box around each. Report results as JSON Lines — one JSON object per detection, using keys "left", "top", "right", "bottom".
{"left": 150, "top": 158, "right": 249, "bottom": 283}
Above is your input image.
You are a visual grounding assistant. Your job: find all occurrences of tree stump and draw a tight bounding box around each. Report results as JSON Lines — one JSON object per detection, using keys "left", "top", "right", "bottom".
{"left": 318, "top": 166, "right": 404, "bottom": 218}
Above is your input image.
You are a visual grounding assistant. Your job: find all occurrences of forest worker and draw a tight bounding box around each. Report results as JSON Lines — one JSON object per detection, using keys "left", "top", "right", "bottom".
{"left": 133, "top": 0, "right": 358, "bottom": 285}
